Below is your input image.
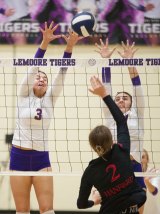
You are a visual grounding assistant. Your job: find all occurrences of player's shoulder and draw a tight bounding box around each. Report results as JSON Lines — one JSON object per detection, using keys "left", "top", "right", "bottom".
{"left": 89, "top": 157, "right": 101, "bottom": 165}
{"left": 112, "top": 143, "right": 129, "bottom": 155}
{"left": 82, "top": 157, "right": 102, "bottom": 177}
{"left": 113, "top": 143, "right": 124, "bottom": 150}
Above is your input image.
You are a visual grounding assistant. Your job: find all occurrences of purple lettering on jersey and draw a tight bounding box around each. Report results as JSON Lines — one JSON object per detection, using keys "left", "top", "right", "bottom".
{"left": 34, "top": 108, "right": 42, "bottom": 120}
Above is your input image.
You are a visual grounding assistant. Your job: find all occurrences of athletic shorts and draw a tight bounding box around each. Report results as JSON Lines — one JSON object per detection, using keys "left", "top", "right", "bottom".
{"left": 10, "top": 146, "right": 51, "bottom": 171}
{"left": 132, "top": 160, "right": 146, "bottom": 189}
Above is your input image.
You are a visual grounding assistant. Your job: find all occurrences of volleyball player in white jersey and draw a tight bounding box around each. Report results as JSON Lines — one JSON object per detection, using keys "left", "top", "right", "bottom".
{"left": 9, "top": 21, "right": 83, "bottom": 214}
{"left": 95, "top": 39, "right": 146, "bottom": 214}
{"left": 141, "top": 149, "right": 160, "bottom": 214}
{"left": 95, "top": 39, "right": 144, "bottom": 162}
{"left": 95, "top": 39, "right": 146, "bottom": 189}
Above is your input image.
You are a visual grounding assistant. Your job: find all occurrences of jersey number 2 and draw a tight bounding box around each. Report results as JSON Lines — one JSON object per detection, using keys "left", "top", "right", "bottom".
{"left": 106, "top": 164, "right": 120, "bottom": 182}
{"left": 34, "top": 108, "right": 42, "bottom": 120}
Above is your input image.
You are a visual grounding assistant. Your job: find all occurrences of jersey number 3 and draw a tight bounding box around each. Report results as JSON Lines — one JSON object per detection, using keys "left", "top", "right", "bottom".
{"left": 106, "top": 164, "right": 120, "bottom": 182}
{"left": 34, "top": 108, "right": 42, "bottom": 120}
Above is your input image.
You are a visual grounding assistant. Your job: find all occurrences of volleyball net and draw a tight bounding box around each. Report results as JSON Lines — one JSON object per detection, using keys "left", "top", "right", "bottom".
{"left": 0, "top": 59, "right": 160, "bottom": 176}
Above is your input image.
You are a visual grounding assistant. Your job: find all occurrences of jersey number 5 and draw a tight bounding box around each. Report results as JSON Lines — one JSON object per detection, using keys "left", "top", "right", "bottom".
{"left": 34, "top": 108, "right": 42, "bottom": 120}
{"left": 106, "top": 164, "right": 120, "bottom": 182}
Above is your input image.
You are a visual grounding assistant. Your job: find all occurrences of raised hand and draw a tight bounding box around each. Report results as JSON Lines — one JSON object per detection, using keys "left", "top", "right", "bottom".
{"left": 62, "top": 29, "right": 84, "bottom": 52}
{"left": 4, "top": 8, "right": 15, "bottom": 17}
{"left": 89, "top": 76, "right": 108, "bottom": 98}
{"left": 118, "top": 40, "right": 138, "bottom": 59}
{"left": 95, "top": 38, "right": 116, "bottom": 58}
{"left": 40, "top": 21, "right": 61, "bottom": 46}
{"left": 144, "top": 168, "right": 158, "bottom": 181}
{"left": 145, "top": 3, "right": 155, "bottom": 11}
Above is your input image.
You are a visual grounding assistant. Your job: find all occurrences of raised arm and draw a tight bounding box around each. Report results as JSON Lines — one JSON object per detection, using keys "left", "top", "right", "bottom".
{"left": 144, "top": 177, "right": 158, "bottom": 195}
{"left": 19, "top": 21, "right": 61, "bottom": 97}
{"left": 95, "top": 38, "right": 116, "bottom": 120}
{"left": 101, "top": 67, "right": 113, "bottom": 123}
{"left": 0, "top": 8, "right": 15, "bottom": 16}
{"left": 77, "top": 77, "right": 131, "bottom": 209}
{"left": 50, "top": 30, "right": 84, "bottom": 105}
{"left": 118, "top": 41, "right": 145, "bottom": 117}
{"left": 89, "top": 76, "right": 130, "bottom": 152}
{"left": 129, "top": 67, "right": 145, "bottom": 120}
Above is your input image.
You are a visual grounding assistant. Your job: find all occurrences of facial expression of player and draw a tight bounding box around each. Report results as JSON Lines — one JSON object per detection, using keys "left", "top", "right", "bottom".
{"left": 33, "top": 72, "right": 48, "bottom": 98}
{"left": 115, "top": 93, "right": 132, "bottom": 113}
{"left": 141, "top": 151, "right": 149, "bottom": 166}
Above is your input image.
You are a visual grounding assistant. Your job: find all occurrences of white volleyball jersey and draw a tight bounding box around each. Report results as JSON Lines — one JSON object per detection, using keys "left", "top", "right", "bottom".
{"left": 144, "top": 0, "right": 160, "bottom": 19}
{"left": 12, "top": 67, "right": 67, "bottom": 151}
{"left": 144, "top": 171, "right": 160, "bottom": 214}
{"left": 4, "top": 0, "right": 29, "bottom": 22}
{"left": 103, "top": 82, "right": 145, "bottom": 163}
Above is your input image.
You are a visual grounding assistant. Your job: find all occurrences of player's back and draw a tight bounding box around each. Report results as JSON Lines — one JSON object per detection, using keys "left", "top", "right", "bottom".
{"left": 85, "top": 144, "right": 146, "bottom": 214}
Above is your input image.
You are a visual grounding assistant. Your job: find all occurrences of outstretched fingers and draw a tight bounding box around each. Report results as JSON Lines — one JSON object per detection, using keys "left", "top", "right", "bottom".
{"left": 49, "top": 21, "right": 54, "bottom": 29}
{"left": 100, "top": 38, "right": 105, "bottom": 47}
{"left": 44, "top": 21, "right": 48, "bottom": 31}
{"left": 90, "top": 76, "right": 102, "bottom": 90}
{"left": 110, "top": 47, "right": 116, "bottom": 55}
{"left": 105, "top": 38, "right": 109, "bottom": 46}
{"left": 51, "top": 23, "right": 59, "bottom": 32}
{"left": 89, "top": 76, "right": 98, "bottom": 94}
{"left": 61, "top": 34, "right": 68, "bottom": 42}
{"left": 131, "top": 41, "right": 135, "bottom": 49}
{"left": 95, "top": 43, "right": 101, "bottom": 50}
{"left": 90, "top": 76, "right": 97, "bottom": 89}
{"left": 132, "top": 47, "right": 138, "bottom": 55}
{"left": 121, "top": 41, "right": 127, "bottom": 50}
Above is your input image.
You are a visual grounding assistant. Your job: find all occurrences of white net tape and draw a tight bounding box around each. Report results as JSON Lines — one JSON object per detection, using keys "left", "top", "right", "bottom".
{"left": 0, "top": 171, "right": 160, "bottom": 177}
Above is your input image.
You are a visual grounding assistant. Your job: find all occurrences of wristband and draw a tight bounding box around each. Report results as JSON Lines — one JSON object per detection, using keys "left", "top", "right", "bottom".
{"left": 102, "top": 67, "right": 111, "bottom": 83}
{"left": 131, "top": 76, "right": 141, "bottom": 86}
{"left": 34, "top": 48, "right": 46, "bottom": 58}
{"left": 0, "top": 8, "right": 5, "bottom": 14}
{"left": 152, "top": 187, "right": 158, "bottom": 196}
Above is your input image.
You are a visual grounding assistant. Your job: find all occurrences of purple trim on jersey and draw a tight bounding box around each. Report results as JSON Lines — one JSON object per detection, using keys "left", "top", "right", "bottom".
{"left": 63, "top": 51, "right": 72, "bottom": 58}
{"left": 152, "top": 187, "right": 158, "bottom": 196}
{"left": 129, "top": 2, "right": 145, "bottom": 12}
{"left": 132, "top": 160, "right": 146, "bottom": 189}
{"left": 34, "top": 48, "right": 46, "bottom": 58}
{"left": 0, "top": 8, "right": 5, "bottom": 14}
{"left": 10, "top": 146, "right": 51, "bottom": 171}
{"left": 102, "top": 67, "right": 111, "bottom": 83}
{"left": 137, "top": 5, "right": 146, "bottom": 12}
{"left": 131, "top": 76, "right": 141, "bottom": 86}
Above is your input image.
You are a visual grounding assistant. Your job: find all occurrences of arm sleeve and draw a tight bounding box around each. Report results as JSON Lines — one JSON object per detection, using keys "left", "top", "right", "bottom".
{"left": 103, "top": 95, "right": 130, "bottom": 153}
{"left": 34, "top": 48, "right": 46, "bottom": 58}
{"left": 18, "top": 48, "right": 46, "bottom": 96}
{"left": 51, "top": 51, "right": 72, "bottom": 105}
{"left": 128, "top": 0, "right": 146, "bottom": 11}
{"left": 101, "top": 67, "right": 113, "bottom": 123}
{"left": 77, "top": 169, "right": 94, "bottom": 209}
{"left": 131, "top": 76, "right": 145, "bottom": 120}
{"left": 0, "top": 8, "right": 5, "bottom": 14}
